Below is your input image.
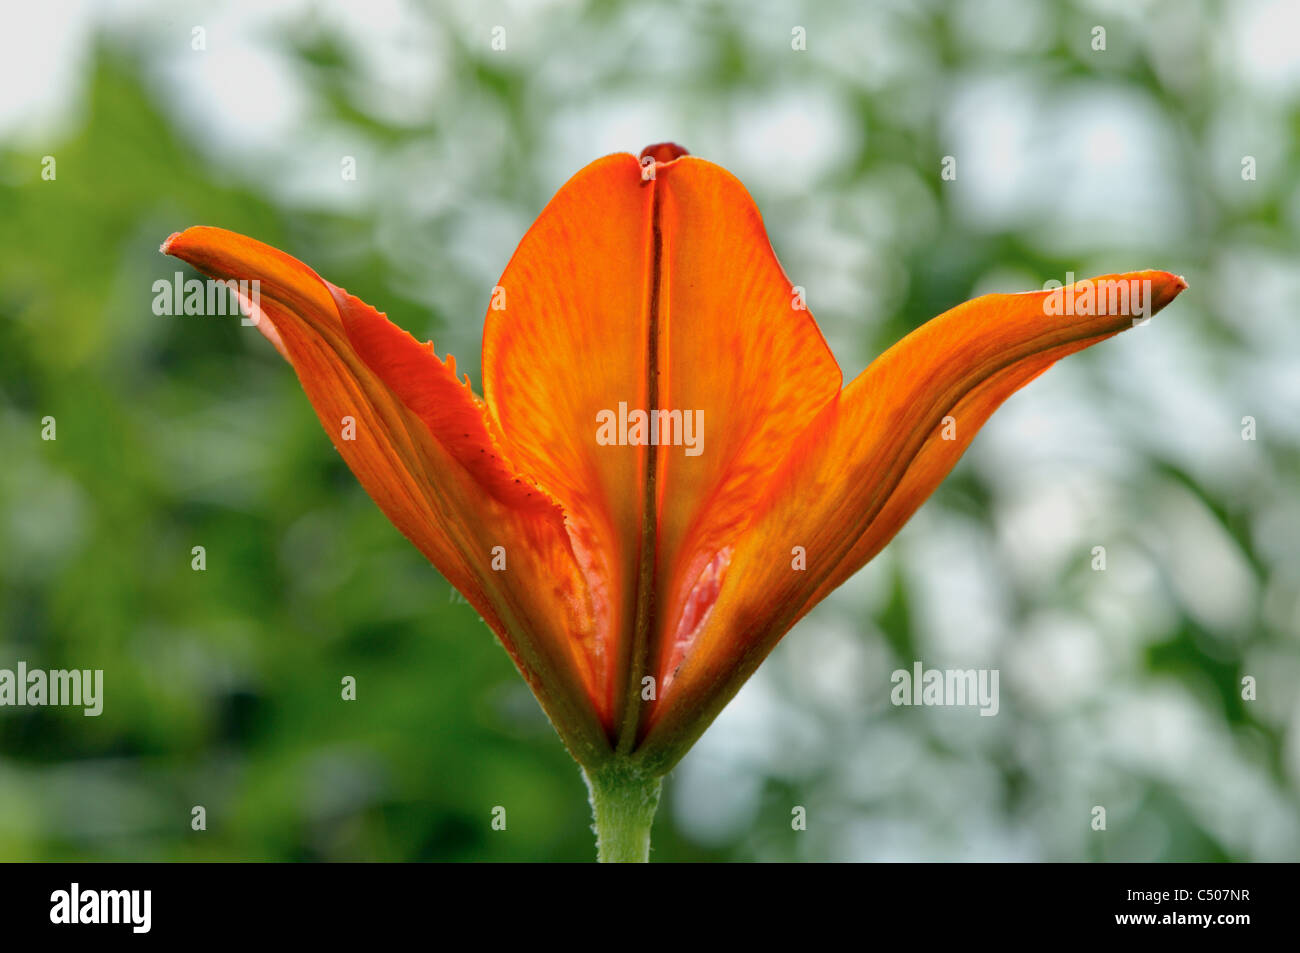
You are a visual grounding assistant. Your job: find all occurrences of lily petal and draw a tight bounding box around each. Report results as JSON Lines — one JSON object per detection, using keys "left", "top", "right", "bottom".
{"left": 649, "top": 157, "right": 842, "bottom": 733}
{"left": 162, "top": 226, "right": 613, "bottom": 764}
{"left": 638, "top": 270, "right": 1188, "bottom": 769}
{"left": 480, "top": 154, "right": 655, "bottom": 732}
{"left": 481, "top": 153, "right": 844, "bottom": 742}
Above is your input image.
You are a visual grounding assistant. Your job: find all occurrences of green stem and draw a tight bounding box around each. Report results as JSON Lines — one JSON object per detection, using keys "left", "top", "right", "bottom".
{"left": 583, "top": 760, "right": 662, "bottom": 863}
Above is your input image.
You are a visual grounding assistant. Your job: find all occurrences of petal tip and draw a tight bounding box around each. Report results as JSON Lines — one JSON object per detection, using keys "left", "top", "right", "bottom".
{"left": 1151, "top": 270, "right": 1189, "bottom": 313}
{"left": 639, "top": 142, "right": 690, "bottom": 165}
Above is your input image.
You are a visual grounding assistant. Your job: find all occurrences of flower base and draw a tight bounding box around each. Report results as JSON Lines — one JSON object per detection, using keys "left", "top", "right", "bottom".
{"left": 583, "top": 760, "right": 663, "bottom": 863}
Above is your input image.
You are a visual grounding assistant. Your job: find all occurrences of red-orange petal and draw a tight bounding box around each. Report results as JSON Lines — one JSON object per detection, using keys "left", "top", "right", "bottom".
{"left": 637, "top": 271, "right": 1188, "bottom": 769}
{"left": 479, "top": 153, "right": 844, "bottom": 743}
{"left": 481, "top": 154, "right": 655, "bottom": 729}
{"left": 162, "top": 226, "right": 613, "bottom": 764}
{"left": 648, "top": 157, "right": 842, "bottom": 730}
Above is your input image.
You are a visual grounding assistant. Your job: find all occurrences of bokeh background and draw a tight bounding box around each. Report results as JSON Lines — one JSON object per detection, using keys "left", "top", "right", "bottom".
{"left": 2, "top": 0, "right": 1298, "bottom": 861}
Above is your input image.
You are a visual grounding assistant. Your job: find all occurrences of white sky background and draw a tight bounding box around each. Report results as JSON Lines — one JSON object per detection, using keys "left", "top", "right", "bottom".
{"left": 3, "top": 0, "right": 1298, "bottom": 859}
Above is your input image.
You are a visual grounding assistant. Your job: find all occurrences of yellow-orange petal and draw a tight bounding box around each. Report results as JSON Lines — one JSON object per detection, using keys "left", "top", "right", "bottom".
{"left": 638, "top": 270, "right": 1188, "bottom": 769}
{"left": 481, "top": 154, "right": 655, "bottom": 730}
{"left": 162, "top": 226, "right": 613, "bottom": 764}
{"left": 480, "top": 153, "right": 844, "bottom": 743}
{"left": 648, "top": 157, "right": 842, "bottom": 733}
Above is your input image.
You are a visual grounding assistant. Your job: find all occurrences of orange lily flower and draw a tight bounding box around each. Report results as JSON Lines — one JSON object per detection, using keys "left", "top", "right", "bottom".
{"left": 163, "top": 143, "right": 1186, "bottom": 861}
